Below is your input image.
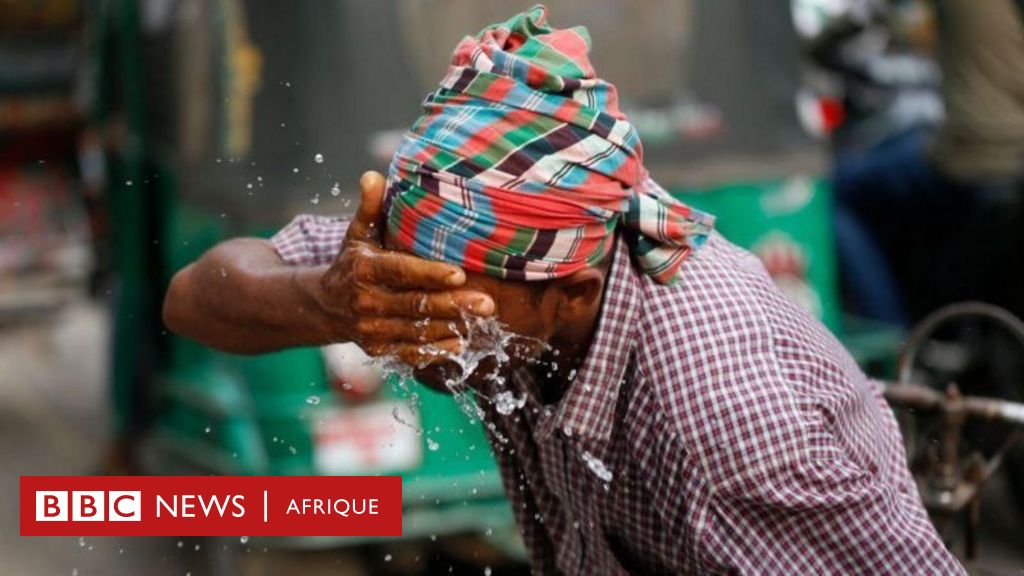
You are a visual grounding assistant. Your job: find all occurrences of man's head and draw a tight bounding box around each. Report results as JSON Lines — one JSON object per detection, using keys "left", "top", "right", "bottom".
{"left": 378, "top": 5, "right": 713, "bottom": 385}
{"left": 380, "top": 214, "right": 612, "bottom": 390}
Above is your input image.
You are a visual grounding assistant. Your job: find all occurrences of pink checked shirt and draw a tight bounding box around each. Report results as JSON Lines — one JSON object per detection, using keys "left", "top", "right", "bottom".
{"left": 272, "top": 215, "right": 963, "bottom": 575}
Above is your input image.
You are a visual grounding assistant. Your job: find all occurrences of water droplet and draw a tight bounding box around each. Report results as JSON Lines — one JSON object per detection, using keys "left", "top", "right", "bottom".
{"left": 493, "top": 391, "right": 526, "bottom": 415}
{"left": 306, "top": 395, "right": 321, "bottom": 405}
{"left": 330, "top": 183, "right": 341, "bottom": 196}
{"left": 177, "top": 540, "right": 184, "bottom": 548}
{"left": 384, "top": 554, "right": 392, "bottom": 562}
{"left": 310, "top": 194, "right": 320, "bottom": 205}
{"left": 126, "top": 180, "right": 133, "bottom": 186}
{"left": 581, "top": 451, "right": 613, "bottom": 483}
{"left": 239, "top": 536, "right": 249, "bottom": 544}
{"left": 427, "top": 438, "right": 439, "bottom": 451}
{"left": 204, "top": 426, "right": 211, "bottom": 434}
{"left": 314, "top": 153, "right": 324, "bottom": 163}
{"left": 484, "top": 568, "right": 492, "bottom": 576}
{"left": 292, "top": 167, "right": 299, "bottom": 173}
{"left": 219, "top": 268, "right": 227, "bottom": 278}
{"left": 78, "top": 537, "right": 86, "bottom": 548}
{"left": 288, "top": 446, "right": 297, "bottom": 455}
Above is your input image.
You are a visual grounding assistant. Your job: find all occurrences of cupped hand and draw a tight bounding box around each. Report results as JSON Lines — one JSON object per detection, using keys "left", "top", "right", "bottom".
{"left": 315, "top": 171, "right": 493, "bottom": 366}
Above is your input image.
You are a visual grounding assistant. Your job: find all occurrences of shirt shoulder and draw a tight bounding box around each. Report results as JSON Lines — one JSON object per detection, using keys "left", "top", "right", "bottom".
{"left": 632, "top": 232, "right": 871, "bottom": 486}
{"left": 271, "top": 215, "right": 350, "bottom": 266}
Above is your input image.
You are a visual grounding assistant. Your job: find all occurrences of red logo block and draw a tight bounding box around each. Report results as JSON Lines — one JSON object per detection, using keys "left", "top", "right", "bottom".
{"left": 21, "top": 476, "right": 402, "bottom": 536}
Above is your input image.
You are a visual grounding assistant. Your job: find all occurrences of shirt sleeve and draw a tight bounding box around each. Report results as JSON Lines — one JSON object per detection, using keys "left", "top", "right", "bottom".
{"left": 270, "top": 215, "right": 350, "bottom": 266}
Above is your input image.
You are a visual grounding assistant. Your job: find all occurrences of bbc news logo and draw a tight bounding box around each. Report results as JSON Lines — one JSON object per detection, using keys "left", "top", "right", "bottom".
{"left": 21, "top": 476, "right": 402, "bottom": 537}
{"left": 35, "top": 491, "right": 141, "bottom": 522}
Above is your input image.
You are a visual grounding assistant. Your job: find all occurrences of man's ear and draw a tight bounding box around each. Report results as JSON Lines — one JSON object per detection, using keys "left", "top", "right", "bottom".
{"left": 553, "top": 267, "right": 606, "bottom": 323}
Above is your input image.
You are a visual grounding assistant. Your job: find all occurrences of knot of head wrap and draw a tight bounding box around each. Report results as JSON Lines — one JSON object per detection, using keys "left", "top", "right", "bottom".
{"left": 385, "top": 4, "right": 714, "bottom": 284}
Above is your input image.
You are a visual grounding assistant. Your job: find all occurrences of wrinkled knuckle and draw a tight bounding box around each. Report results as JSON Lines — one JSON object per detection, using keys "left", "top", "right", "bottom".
{"left": 353, "top": 292, "right": 377, "bottom": 314}
{"left": 405, "top": 291, "right": 425, "bottom": 313}
{"left": 412, "top": 293, "right": 431, "bottom": 315}
{"left": 355, "top": 318, "right": 376, "bottom": 338}
{"left": 351, "top": 257, "right": 376, "bottom": 283}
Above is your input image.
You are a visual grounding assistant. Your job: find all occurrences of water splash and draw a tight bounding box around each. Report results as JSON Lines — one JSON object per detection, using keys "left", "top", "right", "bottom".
{"left": 581, "top": 451, "right": 613, "bottom": 483}
{"left": 493, "top": 391, "right": 526, "bottom": 415}
{"left": 367, "top": 313, "right": 552, "bottom": 446}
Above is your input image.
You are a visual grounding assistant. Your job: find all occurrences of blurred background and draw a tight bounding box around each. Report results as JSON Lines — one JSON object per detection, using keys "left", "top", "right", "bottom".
{"left": 1, "top": 0, "right": 1022, "bottom": 574}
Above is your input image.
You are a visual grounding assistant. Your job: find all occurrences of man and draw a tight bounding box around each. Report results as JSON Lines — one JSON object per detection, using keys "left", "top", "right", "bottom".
{"left": 165, "top": 7, "right": 963, "bottom": 574}
{"left": 831, "top": 0, "right": 1024, "bottom": 325}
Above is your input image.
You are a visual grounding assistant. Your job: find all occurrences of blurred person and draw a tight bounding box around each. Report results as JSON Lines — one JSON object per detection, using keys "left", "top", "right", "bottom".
{"left": 829, "top": 0, "right": 1024, "bottom": 325}
{"left": 165, "top": 7, "right": 963, "bottom": 574}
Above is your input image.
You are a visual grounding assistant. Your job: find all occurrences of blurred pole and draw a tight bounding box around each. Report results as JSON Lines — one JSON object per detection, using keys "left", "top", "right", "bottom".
{"left": 100, "top": 0, "right": 150, "bottom": 459}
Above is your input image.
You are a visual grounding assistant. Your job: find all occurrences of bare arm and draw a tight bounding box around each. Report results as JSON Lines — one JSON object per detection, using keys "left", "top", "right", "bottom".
{"left": 163, "top": 237, "right": 334, "bottom": 354}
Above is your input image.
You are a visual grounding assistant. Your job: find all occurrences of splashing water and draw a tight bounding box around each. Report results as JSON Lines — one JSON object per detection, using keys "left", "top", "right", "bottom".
{"left": 493, "top": 391, "right": 526, "bottom": 416}
{"left": 368, "top": 313, "right": 549, "bottom": 444}
{"left": 581, "top": 451, "right": 613, "bottom": 483}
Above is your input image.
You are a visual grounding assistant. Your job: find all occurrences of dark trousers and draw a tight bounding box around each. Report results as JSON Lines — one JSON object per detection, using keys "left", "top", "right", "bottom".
{"left": 832, "top": 129, "right": 1019, "bottom": 326}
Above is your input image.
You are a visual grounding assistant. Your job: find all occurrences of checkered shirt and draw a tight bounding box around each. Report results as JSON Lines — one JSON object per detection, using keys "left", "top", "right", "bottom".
{"left": 272, "top": 215, "right": 963, "bottom": 575}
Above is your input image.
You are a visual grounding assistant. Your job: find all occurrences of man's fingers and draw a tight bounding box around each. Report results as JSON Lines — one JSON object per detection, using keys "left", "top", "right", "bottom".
{"left": 364, "top": 339, "right": 463, "bottom": 367}
{"left": 344, "top": 171, "right": 387, "bottom": 242}
{"left": 360, "top": 250, "right": 467, "bottom": 289}
{"left": 353, "top": 289, "right": 494, "bottom": 319}
{"left": 355, "top": 317, "right": 467, "bottom": 343}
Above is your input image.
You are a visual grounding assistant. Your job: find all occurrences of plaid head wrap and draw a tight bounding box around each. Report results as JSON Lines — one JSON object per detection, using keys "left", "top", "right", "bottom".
{"left": 385, "top": 5, "right": 714, "bottom": 284}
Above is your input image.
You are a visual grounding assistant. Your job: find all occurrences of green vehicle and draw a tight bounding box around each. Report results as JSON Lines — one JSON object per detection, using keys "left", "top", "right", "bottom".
{"left": 91, "top": 0, "right": 898, "bottom": 570}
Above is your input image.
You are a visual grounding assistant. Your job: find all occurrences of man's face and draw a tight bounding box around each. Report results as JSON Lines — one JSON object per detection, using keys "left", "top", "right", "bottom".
{"left": 410, "top": 269, "right": 561, "bottom": 391}
{"left": 380, "top": 232, "right": 560, "bottom": 390}
{"left": 381, "top": 227, "right": 610, "bottom": 392}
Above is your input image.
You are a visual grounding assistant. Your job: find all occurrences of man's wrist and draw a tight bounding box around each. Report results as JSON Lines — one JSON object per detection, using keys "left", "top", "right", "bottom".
{"left": 292, "top": 265, "right": 344, "bottom": 345}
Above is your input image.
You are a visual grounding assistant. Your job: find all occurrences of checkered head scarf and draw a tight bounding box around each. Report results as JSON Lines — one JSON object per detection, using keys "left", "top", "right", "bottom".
{"left": 385, "top": 5, "right": 714, "bottom": 284}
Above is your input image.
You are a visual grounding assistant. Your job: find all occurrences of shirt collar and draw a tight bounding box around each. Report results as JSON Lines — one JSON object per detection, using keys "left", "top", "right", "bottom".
{"left": 535, "top": 237, "right": 640, "bottom": 443}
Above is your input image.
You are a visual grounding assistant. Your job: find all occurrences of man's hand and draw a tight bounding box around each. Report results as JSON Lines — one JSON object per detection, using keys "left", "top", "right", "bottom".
{"left": 163, "top": 171, "right": 492, "bottom": 359}
{"left": 308, "top": 171, "right": 493, "bottom": 365}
